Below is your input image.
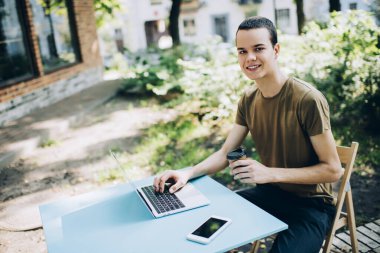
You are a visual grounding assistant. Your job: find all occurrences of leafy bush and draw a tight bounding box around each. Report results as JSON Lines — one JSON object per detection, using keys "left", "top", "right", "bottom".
{"left": 39, "top": 138, "right": 59, "bottom": 148}
{"left": 120, "top": 47, "right": 184, "bottom": 95}
{"left": 122, "top": 38, "right": 249, "bottom": 129}
{"left": 282, "top": 11, "right": 380, "bottom": 166}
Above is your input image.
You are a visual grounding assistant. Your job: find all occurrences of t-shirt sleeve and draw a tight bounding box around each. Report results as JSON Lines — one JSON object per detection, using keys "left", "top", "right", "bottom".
{"left": 299, "top": 91, "right": 331, "bottom": 136}
{"left": 235, "top": 94, "right": 248, "bottom": 127}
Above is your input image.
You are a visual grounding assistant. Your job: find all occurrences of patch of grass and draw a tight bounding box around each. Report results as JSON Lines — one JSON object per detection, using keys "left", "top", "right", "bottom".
{"left": 97, "top": 167, "right": 125, "bottom": 183}
{"left": 139, "top": 116, "right": 214, "bottom": 173}
{"left": 109, "top": 146, "right": 124, "bottom": 154}
{"left": 113, "top": 115, "right": 221, "bottom": 176}
{"left": 39, "top": 138, "right": 59, "bottom": 148}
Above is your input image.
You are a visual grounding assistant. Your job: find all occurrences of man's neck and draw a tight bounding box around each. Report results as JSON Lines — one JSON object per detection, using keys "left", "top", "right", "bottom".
{"left": 255, "top": 71, "right": 288, "bottom": 98}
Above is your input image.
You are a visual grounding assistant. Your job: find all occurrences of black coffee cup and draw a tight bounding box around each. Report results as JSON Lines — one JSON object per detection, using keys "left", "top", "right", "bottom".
{"left": 227, "top": 146, "right": 247, "bottom": 177}
{"left": 227, "top": 146, "right": 247, "bottom": 161}
{"left": 227, "top": 147, "right": 247, "bottom": 161}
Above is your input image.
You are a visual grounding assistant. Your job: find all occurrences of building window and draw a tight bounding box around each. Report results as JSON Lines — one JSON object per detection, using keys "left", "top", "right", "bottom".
{"left": 150, "top": 0, "right": 162, "bottom": 5}
{"left": 238, "top": 0, "right": 262, "bottom": 4}
{"left": 145, "top": 20, "right": 168, "bottom": 47}
{"left": 183, "top": 19, "right": 196, "bottom": 36}
{"left": 349, "top": 2, "right": 357, "bottom": 10}
{"left": 30, "top": 0, "right": 80, "bottom": 73}
{"left": 239, "top": 0, "right": 249, "bottom": 4}
{"left": 0, "top": 0, "right": 35, "bottom": 87}
{"left": 114, "top": 28, "right": 124, "bottom": 53}
{"left": 276, "top": 8, "right": 290, "bottom": 30}
{"left": 213, "top": 15, "right": 229, "bottom": 42}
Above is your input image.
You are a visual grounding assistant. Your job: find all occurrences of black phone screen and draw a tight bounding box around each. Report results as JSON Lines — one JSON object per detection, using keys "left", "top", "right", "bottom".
{"left": 191, "top": 217, "right": 228, "bottom": 238}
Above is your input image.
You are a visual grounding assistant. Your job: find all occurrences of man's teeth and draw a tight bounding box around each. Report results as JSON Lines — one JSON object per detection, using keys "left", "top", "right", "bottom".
{"left": 247, "top": 65, "right": 260, "bottom": 69}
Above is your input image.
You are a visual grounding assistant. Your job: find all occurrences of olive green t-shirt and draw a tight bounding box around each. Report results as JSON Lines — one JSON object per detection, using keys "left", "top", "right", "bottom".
{"left": 235, "top": 77, "right": 334, "bottom": 203}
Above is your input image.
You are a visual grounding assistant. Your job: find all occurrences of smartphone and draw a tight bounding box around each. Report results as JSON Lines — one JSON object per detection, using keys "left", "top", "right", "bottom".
{"left": 186, "top": 215, "right": 232, "bottom": 244}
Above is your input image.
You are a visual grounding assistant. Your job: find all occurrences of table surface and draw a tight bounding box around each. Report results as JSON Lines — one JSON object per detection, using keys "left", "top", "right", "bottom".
{"left": 39, "top": 176, "right": 287, "bottom": 253}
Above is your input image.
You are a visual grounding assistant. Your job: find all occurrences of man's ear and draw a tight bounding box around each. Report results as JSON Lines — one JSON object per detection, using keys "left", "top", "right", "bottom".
{"left": 274, "top": 43, "right": 280, "bottom": 59}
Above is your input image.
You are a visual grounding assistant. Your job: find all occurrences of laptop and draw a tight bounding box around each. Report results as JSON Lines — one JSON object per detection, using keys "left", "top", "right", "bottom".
{"left": 110, "top": 151, "right": 210, "bottom": 218}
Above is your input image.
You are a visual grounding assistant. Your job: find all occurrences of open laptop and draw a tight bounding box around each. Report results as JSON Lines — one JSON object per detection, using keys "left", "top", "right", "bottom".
{"left": 110, "top": 151, "right": 210, "bottom": 218}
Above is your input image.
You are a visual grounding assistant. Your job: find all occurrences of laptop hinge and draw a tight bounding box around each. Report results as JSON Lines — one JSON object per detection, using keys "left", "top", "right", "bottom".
{"left": 137, "top": 190, "right": 153, "bottom": 213}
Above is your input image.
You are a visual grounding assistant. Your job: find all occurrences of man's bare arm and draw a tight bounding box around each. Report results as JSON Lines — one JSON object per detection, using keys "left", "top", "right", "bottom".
{"left": 189, "top": 124, "right": 249, "bottom": 179}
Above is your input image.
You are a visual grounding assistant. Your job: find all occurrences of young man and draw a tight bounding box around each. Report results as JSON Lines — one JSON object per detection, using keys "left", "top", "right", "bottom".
{"left": 154, "top": 16, "right": 342, "bottom": 252}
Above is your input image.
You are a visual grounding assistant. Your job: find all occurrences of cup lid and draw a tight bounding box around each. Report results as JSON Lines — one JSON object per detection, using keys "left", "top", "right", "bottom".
{"left": 227, "top": 146, "right": 246, "bottom": 160}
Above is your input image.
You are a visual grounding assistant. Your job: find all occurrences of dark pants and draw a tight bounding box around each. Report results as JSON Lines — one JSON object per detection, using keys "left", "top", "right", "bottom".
{"left": 237, "top": 184, "right": 336, "bottom": 253}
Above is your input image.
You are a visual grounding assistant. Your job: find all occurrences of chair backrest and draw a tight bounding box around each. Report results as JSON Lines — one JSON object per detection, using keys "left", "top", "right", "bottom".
{"left": 335, "top": 142, "right": 359, "bottom": 203}
{"left": 323, "top": 142, "right": 359, "bottom": 253}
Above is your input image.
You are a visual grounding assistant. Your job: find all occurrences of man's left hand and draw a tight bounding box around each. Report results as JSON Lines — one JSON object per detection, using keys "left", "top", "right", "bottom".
{"left": 229, "top": 159, "right": 273, "bottom": 184}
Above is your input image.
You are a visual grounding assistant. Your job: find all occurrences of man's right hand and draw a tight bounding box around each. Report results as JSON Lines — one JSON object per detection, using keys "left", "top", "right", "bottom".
{"left": 153, "top": 169, "right": 191, "bottom": 194}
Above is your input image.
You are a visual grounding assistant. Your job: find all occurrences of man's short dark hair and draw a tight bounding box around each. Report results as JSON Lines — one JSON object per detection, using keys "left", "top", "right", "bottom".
{"left": 236, "top": 16, "right": 278, "bottom": 47}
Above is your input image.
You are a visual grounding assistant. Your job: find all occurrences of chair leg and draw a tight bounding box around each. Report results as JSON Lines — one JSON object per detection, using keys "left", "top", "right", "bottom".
{"left": 322, "top": 228, "right": 335, "bottom": 253}
{"left": 322, "top": 200, "right": 345, "bottom": 253}
{"left": 345, "top": 191, "right": 359, "bottom": 253}
{"left": 250, "top": 240, "right": 260, "bottom": 253}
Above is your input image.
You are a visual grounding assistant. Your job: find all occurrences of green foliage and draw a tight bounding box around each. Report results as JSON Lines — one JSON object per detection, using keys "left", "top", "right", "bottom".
{"left": 121, "top": 38, "right": 247, "bottom": 127}
{"left": 93, "top": 0, "right": 121, "bottom": 27}
{"left": 39, "top": 138, "right": 59, "bottom": 148}
{"left": 109, "top": 146, "right": 123, "bottom": 154}
{"left": 97, "top": 167, "right": 124, "bottom": 183}
{"left": 285, "top": 11, "right": 380, "bottom": 166}
{"left": 120, "top": 47, "right": 184, "bottom": 95}
{"left": 136, "top": 115, "right": 215, "bottom": 174}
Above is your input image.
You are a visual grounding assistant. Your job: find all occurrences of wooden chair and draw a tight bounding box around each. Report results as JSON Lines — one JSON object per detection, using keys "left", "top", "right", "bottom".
{"left": 249, "top": 142, "right": 359, "bottom": 253}
{"left": 250, "top": 240, "right": 260, "bottom": 253}
{"left": 322, "top": 141, "right": 359, "bottom": 253}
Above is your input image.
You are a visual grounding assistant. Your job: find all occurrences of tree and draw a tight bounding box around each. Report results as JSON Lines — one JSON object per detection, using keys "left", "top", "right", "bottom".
{"left": 169, "top": 0, "right": 182, "bottom": 46}
{"left": 93, "top": 0, "right": 121, "bottom": 27}
{"left": 294, "top": 0, "right": 305, "bottom": 34}
{"left": 329, "top": 0, "right": 341, "bottom": 12}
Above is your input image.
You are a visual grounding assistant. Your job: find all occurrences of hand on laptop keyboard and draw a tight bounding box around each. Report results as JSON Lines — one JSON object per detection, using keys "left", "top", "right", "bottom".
{"left": 153, "top": 169, "right": 192, "bottom": 193}
{"left": 141, "top": 185, "right": 185, "bottom": 214}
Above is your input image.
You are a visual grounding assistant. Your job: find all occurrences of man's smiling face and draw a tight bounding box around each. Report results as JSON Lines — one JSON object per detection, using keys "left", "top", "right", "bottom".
{"left": 236, "top": 28, "right": 279, "bottom": 81}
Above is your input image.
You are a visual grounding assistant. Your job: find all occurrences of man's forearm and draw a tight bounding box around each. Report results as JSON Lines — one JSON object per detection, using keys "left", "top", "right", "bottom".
{"left": 187, "top": 149, "right": 229, "bottom": 179}
{"left": 270, "top": 162, "right": 343, "bottom": 184}
{"left": 183, "top": 124, "right": 248, "bottom": 180}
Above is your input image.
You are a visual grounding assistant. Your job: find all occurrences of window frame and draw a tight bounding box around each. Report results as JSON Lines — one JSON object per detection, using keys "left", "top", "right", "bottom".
{"left": 212, "top": 14, "right": 229, "bottom": 42}
{"left": 276, "top": 8, "right": 291, "bottom": 29}
{"left": 37, "top": 0, "right": 82, "bottom": 75}
{"left": 0, "top": 0, "right": 37, "bottom": 88}
{"left": 150, "top": 0, "right": 162, "bottom": 5}
{"left": 349, "top": 2, "right": 357, "bottom": 10}
{"left": 183, "top": 18, "right": 196, "bottom": 36}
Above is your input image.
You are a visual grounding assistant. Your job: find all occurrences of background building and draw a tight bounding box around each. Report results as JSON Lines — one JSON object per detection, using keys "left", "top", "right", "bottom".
{"left": 0, "top": 0, "right": 102, "bottom": 125}
{"left": 303, "top": 0, "right": 373, "bottom": 22}
{"left": 99, "top": 0, "right": 300, "bottom": 59}
{"left": 100, "top": 0, "right": 374, "bottom": 57}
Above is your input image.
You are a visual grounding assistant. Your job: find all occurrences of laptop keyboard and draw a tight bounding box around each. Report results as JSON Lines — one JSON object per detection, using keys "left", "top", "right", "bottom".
{"left": 141, "top": 185, "right": 185, "bottom": 214}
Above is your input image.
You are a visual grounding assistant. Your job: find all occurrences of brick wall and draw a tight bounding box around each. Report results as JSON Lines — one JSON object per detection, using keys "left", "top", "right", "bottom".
{"left": 0, "top": 0, "right": 103, "bottom": 125}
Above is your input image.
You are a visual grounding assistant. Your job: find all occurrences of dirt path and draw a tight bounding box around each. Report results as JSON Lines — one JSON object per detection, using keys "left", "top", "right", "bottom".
{"left": 0, "top": 95, "right": 177, "bottom": 253}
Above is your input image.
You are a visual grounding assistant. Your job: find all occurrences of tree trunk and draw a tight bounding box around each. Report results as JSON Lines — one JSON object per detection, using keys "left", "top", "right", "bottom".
{"left": 295, "top": 0, "right": 305, "bottom": 34}
{"left": 329, "top": 0, "right": 341, "bottom": 12}
{"left": 169, "top": 0, "right": 182, "bottom": 46}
